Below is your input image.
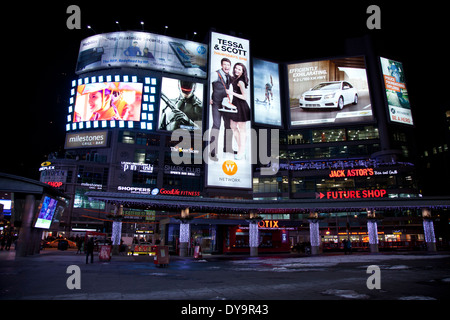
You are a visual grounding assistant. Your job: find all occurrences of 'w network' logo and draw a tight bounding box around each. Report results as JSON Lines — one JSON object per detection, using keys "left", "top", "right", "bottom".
{"left": 222, "top": 160, "right": 238, "bottom": 176}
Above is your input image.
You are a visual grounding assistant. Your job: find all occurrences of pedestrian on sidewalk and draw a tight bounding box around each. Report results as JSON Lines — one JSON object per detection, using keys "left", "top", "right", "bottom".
{"left": 86, "top": 237, "right": 94, "bottom": 264}
{"left": 343, "top": 239, "right": 348, "bottom": 254}
{"left": 76, "top": 237, "right": 83, "bottom": 254}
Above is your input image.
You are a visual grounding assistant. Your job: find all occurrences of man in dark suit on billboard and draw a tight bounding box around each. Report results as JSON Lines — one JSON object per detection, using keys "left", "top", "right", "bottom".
{"left": 209, "top": 58, "right": 233, "bottom": 161}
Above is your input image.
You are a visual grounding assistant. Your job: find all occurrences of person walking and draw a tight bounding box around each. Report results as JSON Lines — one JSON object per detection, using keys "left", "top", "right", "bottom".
{"left": 76, "top": 237, "right": 83, "bottom": 254}
{"left": 86, "top": 237, "right": 94, "bottom": 264}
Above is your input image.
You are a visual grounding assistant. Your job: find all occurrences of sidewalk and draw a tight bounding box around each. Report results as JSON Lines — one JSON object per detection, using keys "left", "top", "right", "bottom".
{"left": 2, "top": 248, "right": 449, "bottom": 300}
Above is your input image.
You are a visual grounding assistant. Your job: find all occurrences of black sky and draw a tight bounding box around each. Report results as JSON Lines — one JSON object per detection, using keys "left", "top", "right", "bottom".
{"left": 2, "top": 1, "right": 447, "bottom": 180}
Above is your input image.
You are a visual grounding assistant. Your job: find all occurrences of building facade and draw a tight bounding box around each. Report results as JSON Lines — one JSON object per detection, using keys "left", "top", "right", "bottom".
{"left": 40, "top": 31, "right": 449, "bottom": 254}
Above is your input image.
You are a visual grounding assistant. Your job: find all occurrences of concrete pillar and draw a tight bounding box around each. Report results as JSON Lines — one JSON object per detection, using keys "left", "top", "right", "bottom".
{"left": 111, "top": 220, "right": 122, "bottom": 255}
{"left": 422, "top": 209, "right": 436, "bottom": 252}
{"left": 16, "top": 195, "right": 36, "bottom": 258}
{"left": 179, "top": 222, "right": 190, "bottom": 257}
{"left": 367, "top": 220, "right": 379, "bottom": 253}
{"left": 249, "top": 221, "right": 259, "bottom": 257}
{"left": 111, "top": 204, "right": 123, "bottom": 255}
{"left": 308, "top": 220, "right": 321, "bottom": 255}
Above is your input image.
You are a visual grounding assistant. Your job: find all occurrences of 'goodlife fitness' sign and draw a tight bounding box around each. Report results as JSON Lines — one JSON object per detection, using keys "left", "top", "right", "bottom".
{"left": 117, "top": 186, "right": 201, "bottom": 197}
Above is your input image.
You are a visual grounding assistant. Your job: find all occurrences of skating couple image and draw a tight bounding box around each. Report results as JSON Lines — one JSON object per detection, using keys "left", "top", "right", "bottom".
{"left": 209, "top": 57, "right": 250, "bottom": 161}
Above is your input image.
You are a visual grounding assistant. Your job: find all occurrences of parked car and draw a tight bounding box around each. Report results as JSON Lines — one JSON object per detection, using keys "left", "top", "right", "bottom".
{"left": 299, "top": 81, "right": 358, "bottom": 110}
{"left": 47, "top": 239, "right": 77, "bottom": 249}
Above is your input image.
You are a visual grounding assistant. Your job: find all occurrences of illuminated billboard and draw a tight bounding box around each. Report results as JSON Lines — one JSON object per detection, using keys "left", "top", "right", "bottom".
{"left": 253, "top": 59, "right": 282, "bottom": 127}
{"left": 288, "top": 56, "right": 373, "bottom": 127}
{"left": 34, "top": 196, "right": 58, "bottom": 229}
{"left": 74, "top": 82, "right": 142, "bottom": 122}
{"left": 206, "top": 32, "right": 252, "bottom": 189}
{"left": 158, "top": 77, "right": 204, "bottom": 131}
{"left": 76, "top": 31, "right": 208, "bottom": 78}
{"left": 66, "top": 75, "right": 157, "bottom": 132}
{"left": 380, "top": 57, "right": 413, "bottom": 125}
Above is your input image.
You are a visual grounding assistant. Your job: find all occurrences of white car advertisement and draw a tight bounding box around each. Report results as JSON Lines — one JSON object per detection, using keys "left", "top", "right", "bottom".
{"left": 299, "top": 81, "right": 358, "bottom": 110}
{"left": 288, "top": 57, "right": 374, "bottom": 127}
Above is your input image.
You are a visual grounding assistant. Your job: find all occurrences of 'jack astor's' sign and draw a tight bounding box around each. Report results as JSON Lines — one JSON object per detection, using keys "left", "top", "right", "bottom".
{"left": 316, "top": 189, "right": 387, "bottom": 200}
{"left": 329, "top": 168, "right": 374, "bottom": 178}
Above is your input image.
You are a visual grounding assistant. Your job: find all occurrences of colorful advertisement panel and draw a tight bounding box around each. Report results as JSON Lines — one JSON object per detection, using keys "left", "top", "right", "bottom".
{"left": 73, "top": 82, "right": 143, "bottom": 122}
{"left": 34, "top": 196, "right": 58, "bottom": 229}
{"left": 207, "top": 32, "right": 252, "bottom": 189}
{"left": 158, "top": 77, "right": 204, "bottom": 131}
{"left": 288, "top": 56, "right": 373, "bottom": 127}
{"left": 253, "top": 59, "right": 282, "bottom": 127}
{"left": 380, "top": 57, "right": 413, "bottom": 125}
{"left": 76, "top": 31, "right": 208, "bottom": 78}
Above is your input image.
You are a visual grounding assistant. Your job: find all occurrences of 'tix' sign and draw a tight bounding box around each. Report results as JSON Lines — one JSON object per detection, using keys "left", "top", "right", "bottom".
{"left": 258, "top": 220, "right": 279, "bottom": 228}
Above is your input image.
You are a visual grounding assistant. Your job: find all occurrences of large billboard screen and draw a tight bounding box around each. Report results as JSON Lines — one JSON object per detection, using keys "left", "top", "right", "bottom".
{"left": 66, "top": 75, "right": 158, "bottom": 132}
{"left": 380, "top": 57, "right": 413, "bottom": 125}
{"left": 206, "top": 32, "right": 252, "bottom": 189}
{"left": 73, "top": 82, "right": 143, "bottom": 122}
{"left": 253, "top": 59, "right": 282, "bottom": 127}
{"left": 34, "top": 196, "right": 58, "bottom": 229}
{"left": 288, "top": 56, "right": 373, "bottom": 127}
{"left": 158, "top": 77, "right": 204, "bottom": 131}
{"left": 76, "top": 31, "right": 208, "bottom": 78}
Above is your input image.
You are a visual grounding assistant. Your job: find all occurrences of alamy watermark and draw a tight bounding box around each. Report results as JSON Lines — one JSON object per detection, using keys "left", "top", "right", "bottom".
{"left": 66, "top": 265, "right": 81, "bottom": 290}
{"left": 366, "top": 265, "right": 381, "bottom": 290}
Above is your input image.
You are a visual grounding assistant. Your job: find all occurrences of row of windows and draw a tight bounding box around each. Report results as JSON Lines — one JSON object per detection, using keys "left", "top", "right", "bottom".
{"left": 280, "top": 144, "right": 380, "bottom": 160}
{"left": 252, "top": 173, "right": 417, "bottom": 194}
{"left": 285, "top": 126, "right": 379, "bottom": 145}
{"left": 131, "top": 172, "right": 203, "bottom": 190}
{"left": 119, "top": 126, "right": 379, "bottom": 148}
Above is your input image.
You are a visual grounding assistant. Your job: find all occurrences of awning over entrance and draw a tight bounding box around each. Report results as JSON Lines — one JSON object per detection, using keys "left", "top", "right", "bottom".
{"left": 85, "top": 191, "right": 450, "bottom": 214}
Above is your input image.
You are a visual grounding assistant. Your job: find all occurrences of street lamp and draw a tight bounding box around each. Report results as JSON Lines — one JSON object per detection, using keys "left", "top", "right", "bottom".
{"left": 87, "top": 25, "right": 96, "bottom": 34}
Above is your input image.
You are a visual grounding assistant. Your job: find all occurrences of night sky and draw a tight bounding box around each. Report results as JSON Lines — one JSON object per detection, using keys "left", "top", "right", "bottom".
{"left": 3, "top": 1, "right": 446, "bottom": 181}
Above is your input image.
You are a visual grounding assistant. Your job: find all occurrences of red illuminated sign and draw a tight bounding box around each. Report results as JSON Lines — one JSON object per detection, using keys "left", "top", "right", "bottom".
{"left": 316, "top": 189, "right": 387, "bottom": 200}
{"left": 159, "top": 188, "right": 201, "bottom": 197}
{"left": 329, "top": 168, "right": 374, "bottom": 178}
{"left": 45, "top": 181, "right": 63, "bottom": 188}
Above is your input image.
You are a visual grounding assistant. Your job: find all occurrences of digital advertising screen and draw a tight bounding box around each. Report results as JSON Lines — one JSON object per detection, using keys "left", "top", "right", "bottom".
{"left": 34, "top": 196, "right": 58, "bottom": 229}
{"left": 73, "top": 82, "right": 143, "bottom": 122}
{"left": 158, "top": 77, "right": 204, "bottom": 131}
{"left": 253, "top": 59, "right": 282, "bottom": 127}
{"left": 76, "top": 31, "right": 208, "bottom": 78}
{"left": 380, "top": 57, "right": 413, "bottom": 125}
{"left": 288, "top": 56, "right": 374, "bottom": 127}
{"left": 206, "top": 32, "right": 252, "bottom": 189}
{"left": 66, "top": 75, "right": 158, "bottom": 132}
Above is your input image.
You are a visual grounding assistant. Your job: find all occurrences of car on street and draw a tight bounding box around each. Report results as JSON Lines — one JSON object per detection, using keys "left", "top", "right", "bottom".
{"left": 299, "top": 81, "right": 358, "bottom": 110}
{"left": 46, "top": 238, "right": 77, "bottom": 249}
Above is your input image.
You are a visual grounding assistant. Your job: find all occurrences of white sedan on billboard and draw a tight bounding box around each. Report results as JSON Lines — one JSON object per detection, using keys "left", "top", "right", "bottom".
{"left": 299, "top": 81, "right": 358, "bottom": 110}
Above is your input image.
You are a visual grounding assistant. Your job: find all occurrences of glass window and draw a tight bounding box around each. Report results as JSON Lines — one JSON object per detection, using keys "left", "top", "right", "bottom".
{"left": 132, "top": 172, "right": 157, "bottom": 186}
{"left": 347, "top": 126, "right": 379, "bottom": 141}
{"left": 134, "top": 149, "right": 146, "bottom": 163}
{"left": 312, "top": 128, "right": 346, "bottom": 143}
{"left": 74, "top": 188, "right": 105, "bottom": 209}
{"left": 120, "top": 131, "right": 135, "bottom": 144}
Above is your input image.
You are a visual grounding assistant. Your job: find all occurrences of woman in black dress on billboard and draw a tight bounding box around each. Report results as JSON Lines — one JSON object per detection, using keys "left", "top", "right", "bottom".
{"left": 227, "top": 62, "right": 250, "bottom": 160}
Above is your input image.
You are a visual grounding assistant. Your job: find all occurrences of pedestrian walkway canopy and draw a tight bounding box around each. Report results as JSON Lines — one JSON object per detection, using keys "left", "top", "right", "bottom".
{"left": 0, "top": 172, "right": 68, "bottom": 199}
{"left": 86, "top": 191, "right": 450, "bottom": 214}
